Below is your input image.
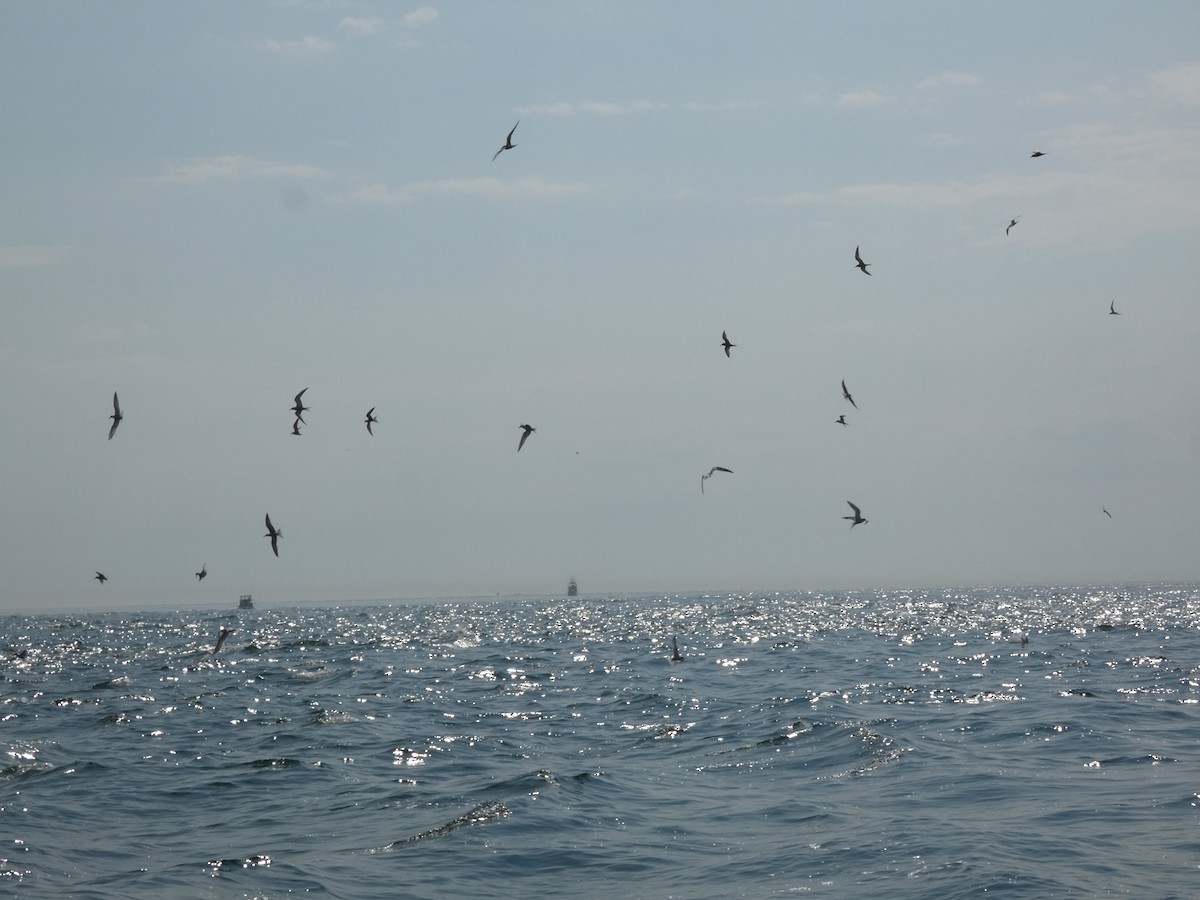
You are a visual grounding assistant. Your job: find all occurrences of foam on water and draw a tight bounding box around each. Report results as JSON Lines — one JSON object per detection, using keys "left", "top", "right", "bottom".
{"left": 3, "top": 584, "right": 1200, "bottom": 897}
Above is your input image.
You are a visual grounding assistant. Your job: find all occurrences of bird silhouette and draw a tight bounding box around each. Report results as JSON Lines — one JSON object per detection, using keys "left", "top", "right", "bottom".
{"left": 492, "top": 121, "right": 518, "bottom": 160}
{"left": 518, "top": 423, "right": 536, "bottom": 452}
{"left": 195, "top": 563, "right": 207, "bottom": 582}
{"left": 701, "top": 466, "right": 733, "bottom": 493}
{"left": 1006, "top": 216, "right": 1021, "bottom": 236}
{"left": 1103, "top": 507, "right": 1113, "bottom": 518}
{"left": 843, "top": 501, "right": 868, "bottom": 527}
{"left": 291, "top": 388, "right": 309, "bottom": 424}
{"left": 94, "top": 571, "right": 107, "bottom": 584}
{"left": 291, "top": 418, "right": 302, "bottom": 436}
{"left": 836, "top": 414, "right": 848, "bottom": 426}
{"left": 854, "top": 245, "right": 872, "bottom": 275}
{"left": 365, "top": 407, "right": 378, "bottom": 435}
{"left": 721, "top": 330, "right": 735, "bottom": 357}
{"left": 264, "top": 513, "right": 282, "bottom": 557}
{"left": 670, "top": 636, "right": 683, "bottom": 661}
{"left": 108, "top": 392, "right": 122, "bottom": 440}
{"left": 211, "top": 627, "right": 234, "bottom": 655}
{"left": 1030, "top": 151, "right": 1046, "bottom": 158}
{"left": 841, "top": 379, "right": 858, "bottom": 409}
{"left": 1109, "top": 300, "right": 1121, "bottom": 316}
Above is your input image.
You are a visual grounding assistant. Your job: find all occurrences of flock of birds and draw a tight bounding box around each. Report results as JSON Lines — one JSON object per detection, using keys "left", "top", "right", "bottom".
{"left": 89, "top": 131, "right": 1121, "bottom": 645}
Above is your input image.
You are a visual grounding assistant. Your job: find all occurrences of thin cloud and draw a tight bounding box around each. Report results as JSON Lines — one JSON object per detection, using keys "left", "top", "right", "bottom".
{"left": 155, "top": 155, "right": 326, "bottom": 184}
{"left": 917, "top": 71, "right": 980, "bottom": 90}
{"left": 515, "top": 100, "right": 666, "bottom": 117}
{"left": 259, "top": 35, "right": 335, "bottom": 57}
{"left": 0, "top": 245, "right": 66, "bottom": 268}
{"left": 683, "top": 99, "right": 766, "bottom": 113}
{"left": 404, "top": 6, "right": 440, "bottom": 27}
{"left": 339, "top": 17, "right": 385, "bottom": 37}
{"left": 345, "top": 177, "right": 588, "bottom": 204}
{"left": 1145, "top": 62, "right": 1200, "bottom": 105}
{"left": 836, "top": 90, "right": 888, "bottom": 109}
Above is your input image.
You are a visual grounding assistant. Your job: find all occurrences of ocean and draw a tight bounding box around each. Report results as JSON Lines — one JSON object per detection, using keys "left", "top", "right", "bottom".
{"left": 2, "top": 584, "right": 1199, "bottom": 899}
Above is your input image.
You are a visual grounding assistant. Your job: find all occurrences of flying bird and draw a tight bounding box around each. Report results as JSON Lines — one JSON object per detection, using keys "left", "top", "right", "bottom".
{"left": 195, "top": 563, "right": 207, "bottom": 582}
{"left": 108, "top": 392, "right": 122, "bottom": 440}
{"left": 291, "top": 388, "right": 309, "bottom": 424}
{"left": 1030, "top": 150, "right": 1046, "bottom": 158}
{"left": 1103, "top": 507, "right": 1113, "bottom": 518}
{"left": 721, "top": 330, "right": 735, "bottom": 357}
{"left": 1006, "top": 216, "right": 1021, "bottom": 236}
{"left": 365, "top": 407, "right": 378, "bottom": 435}
{"left": 94, "top": 571, "right": 107, "bottom": 584}
{"left": 1109, "top": 300, "right": 1121, "bottom": 316}
{"left": 211, "top": 627, "right": 234, "bottom": 655}
{"left": 291, "top": 418, "right": 302, "bottom": 436}
{"left": 843, "top": 501, "right": 868, "bottom": 528}
{"left": 841, "top": 379, "right": 858, "bottom": 409}
{"left": 492, "top": 121, "right": 519, "bottom": 160}
{"left": 264, "top": 513, "right": 282, "bottom": 557}
{"left": 518, "top": 423, "right": 536, "bottom": 452}
{"left": 701, "top": 466, "right": 733, "bottom": 493}
{"left": 836, "top": 414, "right": 848, "bottom": 427}
{"left": 854, "top": 245, "right": 872, "bottom": 276}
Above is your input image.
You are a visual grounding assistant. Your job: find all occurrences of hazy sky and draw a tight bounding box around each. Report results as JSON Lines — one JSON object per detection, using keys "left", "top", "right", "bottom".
{"left": 3, "top": 2, "right": 1200, "bottom": 612}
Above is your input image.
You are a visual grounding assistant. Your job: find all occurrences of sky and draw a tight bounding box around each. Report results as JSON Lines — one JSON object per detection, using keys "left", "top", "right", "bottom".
{"left": 3, "top": 2, "right": 1200, "bottom": 612}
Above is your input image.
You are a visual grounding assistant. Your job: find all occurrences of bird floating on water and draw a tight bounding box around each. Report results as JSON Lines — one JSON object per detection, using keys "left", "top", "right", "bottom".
{"left": 264, "top": 513, "right": 282, "bottom": 557}
{"left": 365, "top": 407, "right": 378, "bottom": 435}
{"left": 108, "top": 392, "right": 122, "bottom": 440}
{"left": 854, "top": 245, "right": 872, "bottom": 275}
{"left": 843, "top": 500, "right": 868, "bottom": 528}
{"left": 1006, "top": 216, "right": 1021, "bottom": 236}
{"left": 518, "top": 423, "right": 536, "bottom": 452}
{"left": 721, "top": 331, "right": 735, "bottom": 357}
{"left": 94, "top": 571, "right": 107, "bottom": 584}
{"left": 292, "top": 388, "right": 309, "bottom": 424}
{"left": 701, "top": 466, "right": 733, "bottom": 493}
{"left": 195, "top": 563, "right": 207, "bottom": 582}
{"left": 1109, "top": 300, "right": 1120, "bottom": 316}
{"left": 841, "top": 379, "right": 858, "bottom": 410}
{"left": 492, "top": 121, "right": 518, "bottom": 160}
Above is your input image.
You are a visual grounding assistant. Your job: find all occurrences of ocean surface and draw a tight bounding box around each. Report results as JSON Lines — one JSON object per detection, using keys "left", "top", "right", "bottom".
{"left": 3, "top": 584, "right": 1199, "bottom": 899}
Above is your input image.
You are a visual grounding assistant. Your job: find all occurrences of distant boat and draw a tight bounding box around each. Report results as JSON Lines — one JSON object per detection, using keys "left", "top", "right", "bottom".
{"left": 567, "top": 578, "right": 577, "bottom": 597}
{"left": 238, "top": 594, "right": 254, "bottom": 610}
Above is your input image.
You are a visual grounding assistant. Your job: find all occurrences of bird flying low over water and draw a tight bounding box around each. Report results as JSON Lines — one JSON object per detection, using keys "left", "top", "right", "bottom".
{"left": 196, "top": 563, "right": 207, "bottom": 582}
{"left": 1030, "top": 150, "right": 1046, "bottom": 158}
{"left": 292, "top": 388, "right": 309, "bottom": 424}
{"left": 264, "top": 513, "right": 282, "bottom": 557}
{"left": 1006, "top": 216, "right": 1021, "bottom": 236}
{"left": 108, "top": 392, "right": 122, "bottom": 440}
{"left": 841, "top": 379, "right": 857, "bottom": 409}
{"left": 492, "top": 121, "right": 518, "bottom": 160}
{"left": 721, "top": 331, "right": 735, "bottom": 357}
{"left": 365, "top": 407, "right": 378, "bottom": 435}
{"left": 95, "top": 571, "right": 107, "bottom": 584}
{"left": 701, "top": 466, "right": 733, "bottom": 493}
{"left": 854, "top": 245, "right": 872, "bottom": 275}
{"left": 836, "top": 414, "right": 848, "bottom": 426}
{"left": 1109, "top": 300, "right": 1121, "bottom": 316}
{"left": 518, "top": 423, "right": 536, "bottom": 452}
{"left": 843, "top": 501, "right": 868, "bottom": 527}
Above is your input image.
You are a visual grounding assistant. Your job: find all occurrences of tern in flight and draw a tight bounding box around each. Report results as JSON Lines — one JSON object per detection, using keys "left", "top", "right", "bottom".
{"left": 94, "top": 571, "right": 107, "bottom": 584}
{"left": 365, "top": 407, "right": 378, "bottom": 435}
{"left": 841, "top": 379, "right": 858, "bottom": 409}
{"left": 701, "top": 466, "right": 733, "bottom": 493}
{"left": 1109, "top": 300, "right": 1120, "bottom": 316}
{"left": 211, "top": 627, "right": 234, "bottom": 655}
{"left": 195, "top": 563, "right": 207, "bottom": 582}
{"left": 1030, "top": 150, "right": 1046, "bottom": 158}
{"left": 854, "top": 245, "right": 872, "bottom": 275}
{"left": 518, "top": 423, "right": 536, "bottom": 452}
{"left": 108, "top": 392, "right": 122, "bottom": 440}
{"left": 291, "top": 388, "right": 309, "bottom": 424}
{"left": 843, "top": 501, "right": 868, "bottom": 528}
{"left": 264, "top": 513, "right": 282, "bottom": 557}
{"left": 291, "top": 418, "right": 302, "bottom": 437}
{"left": 836, "top": 414, "right": 848, "bottom": 427}
{"left": 492, "top": 121, "right": 518, "bottom": 160}
{"left": 721, "top": 331, "right": 735, "bottom": 357}
{"left": 1006, "top": 216, "right": 1021, "bottom": 236}
{"left": 1103, "top": 507, "right": 1113, "bottom": 518}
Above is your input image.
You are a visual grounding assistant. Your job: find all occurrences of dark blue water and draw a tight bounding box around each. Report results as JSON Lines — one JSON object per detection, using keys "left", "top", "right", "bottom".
{"left": 3, "top": 585, "right": 1200, "bottom": 898}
